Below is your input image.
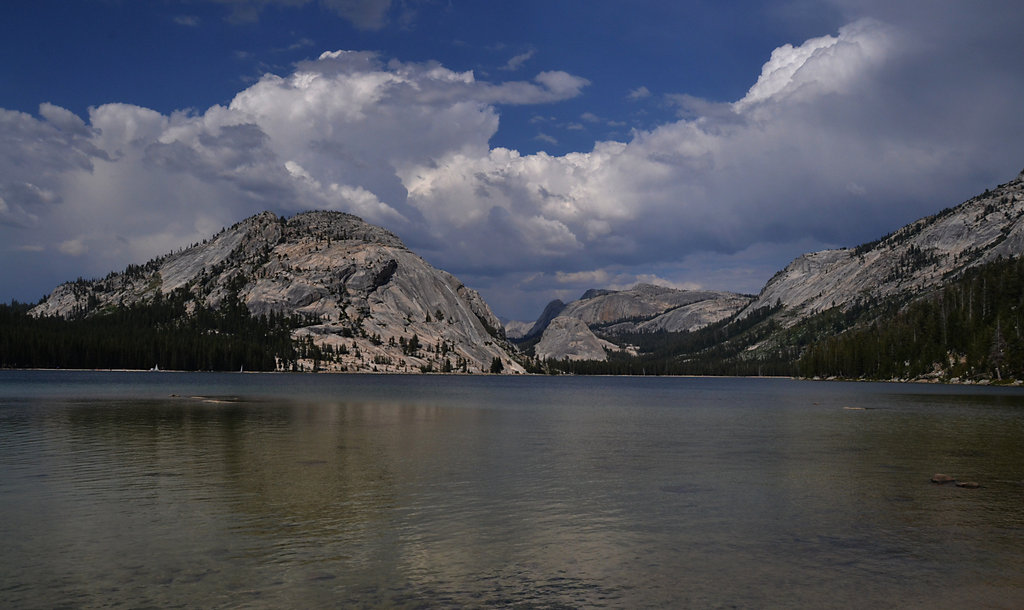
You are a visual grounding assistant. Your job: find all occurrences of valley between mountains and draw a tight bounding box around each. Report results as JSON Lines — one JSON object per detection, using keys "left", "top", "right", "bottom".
{"left": 5, "top": 169, "right": 1024, "bottom": 382}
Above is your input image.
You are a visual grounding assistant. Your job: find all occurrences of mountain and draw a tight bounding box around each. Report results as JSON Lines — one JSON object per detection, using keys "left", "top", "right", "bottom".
{"left": 520, "top": 284, "right": 753, "bottom": 361}
{"left": 533, "top": 316, "right": 622, "bottom": 362}
{"left": 16, "top": 169, "right": 1024, "bottom": 380}
{"left": 797, "top": 255, "right": 1024, "bottom": 381}
{"left": 744, "top": 169, "right": 1024, "bottom": 323}
{"left": 513, "top": 299, "right": 566, "bottom": 341}
{"left": 502, "top": 319, "right": 536, "bottom": 340}
{"left": 560, "top": 284, "right": 752, "bottom": 334}
{"left": 27, "top": 211, "right": 524, "bottom": 373}
{"left": 530, "top": 168, "right": 1024, "bottom": 382}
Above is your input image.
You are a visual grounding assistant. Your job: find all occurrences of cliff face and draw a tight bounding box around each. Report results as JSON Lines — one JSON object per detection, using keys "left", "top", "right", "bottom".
{"left": 744, "top": 171, "right": 1024, "bottom": 324}
{"left": 32, "top": 211, "right": 523, "bottom": 373}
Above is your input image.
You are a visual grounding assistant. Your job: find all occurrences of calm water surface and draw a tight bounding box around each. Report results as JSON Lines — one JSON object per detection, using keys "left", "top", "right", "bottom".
{"left": 2, "top": 371, "right": 1024, "bottom": 608}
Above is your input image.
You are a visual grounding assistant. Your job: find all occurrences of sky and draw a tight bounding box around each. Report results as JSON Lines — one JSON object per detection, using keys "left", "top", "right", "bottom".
{"left": 2, "top": 1, "right": 1024, "bottom": 320}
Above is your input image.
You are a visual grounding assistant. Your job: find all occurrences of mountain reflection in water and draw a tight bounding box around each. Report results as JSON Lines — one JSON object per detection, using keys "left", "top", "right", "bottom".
{"left": 2, "top": 371, "right": 1024, "bottom": 608}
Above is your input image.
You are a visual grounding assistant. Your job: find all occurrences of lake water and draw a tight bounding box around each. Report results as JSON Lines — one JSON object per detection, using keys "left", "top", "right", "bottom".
{"left": 2, "top": 371, "right": 1024, "bottom": 608}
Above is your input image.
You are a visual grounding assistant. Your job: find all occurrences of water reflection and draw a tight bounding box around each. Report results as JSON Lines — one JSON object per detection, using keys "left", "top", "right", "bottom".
{"left": 2, "top": 375, "right": 1024, "bottom": 607}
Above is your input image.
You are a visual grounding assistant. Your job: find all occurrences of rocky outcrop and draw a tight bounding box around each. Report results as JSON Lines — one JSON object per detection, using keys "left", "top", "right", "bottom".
{"left": 534, "top": 316, "right": 620, "bottom": 361}
{"left": 32, "top": 211, "right": 524, "bottom": 374}
{"left": 931, "top": 474, "right": 981, "bottom": 488}
{"left": 743, "top": 170, "right": 1024, "bottom": 324}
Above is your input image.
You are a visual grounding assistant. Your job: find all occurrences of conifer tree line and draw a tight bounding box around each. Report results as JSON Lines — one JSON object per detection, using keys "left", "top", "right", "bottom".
{"left": 542, "top": 256, "right": 1024, "bottom": 382}
{"left": 6, "top": 256, "right": 1024, "bottom": 379}
{"left": 0, "top": 287, "right": 305, "bottom": 371}
{"left": 798, "top": 256, "right": 1024, "bottom": 381}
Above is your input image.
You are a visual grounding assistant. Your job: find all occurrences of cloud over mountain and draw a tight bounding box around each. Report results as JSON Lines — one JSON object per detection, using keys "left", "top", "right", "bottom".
{"left": 2, "top": 2, "right": 1024, "bottom": 318}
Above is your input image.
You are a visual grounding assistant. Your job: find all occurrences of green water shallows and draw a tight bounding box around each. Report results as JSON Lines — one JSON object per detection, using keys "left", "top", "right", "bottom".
{"left": 2, "top": 371, "right": 1024, "bottom": 608}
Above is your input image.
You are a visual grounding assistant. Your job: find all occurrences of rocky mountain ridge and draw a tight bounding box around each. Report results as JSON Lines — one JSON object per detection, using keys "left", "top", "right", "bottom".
{"left": 32, "top": 211, "right": 524, "bottom": 373}
{"left": 533, "top": 316, "right": 622, "bottom": 362}
{"left": 744, "top": 170, "right": 1024, "bottom": 323}
{"left": 517, "top": 283, "right": 753, "bottom": 361}
{"left": 28, "top": 168, "right": 1024, "bottom": 377}
{"left": 515, "top": 168, "right": 1024, "bottom": 376}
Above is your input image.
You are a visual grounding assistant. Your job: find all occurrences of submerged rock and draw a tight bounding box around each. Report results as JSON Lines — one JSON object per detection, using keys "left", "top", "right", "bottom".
{"left": 931, "top": 474, "right": 956, "bottom": 484}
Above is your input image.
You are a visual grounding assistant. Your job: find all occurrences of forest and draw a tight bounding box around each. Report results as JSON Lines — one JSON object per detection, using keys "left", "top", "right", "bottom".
{"left": 6, "top": 256, "right": 1024, "bottom": 380}
{"left": 0, "top": 287, "right": 313, "bottom": 371}
{"left": 797, "top": 256, "right": 1024, "bottom": 381}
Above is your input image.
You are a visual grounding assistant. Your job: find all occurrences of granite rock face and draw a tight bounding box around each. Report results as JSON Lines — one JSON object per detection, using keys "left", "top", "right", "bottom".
{"left": 32, "top": 211, "right": 523, "bottom": 373}
{"left": 562, "top": 284, "right": 753, "bottom": 334}
{"left": 744, "top": 170, "right": 1024, "bottom": 324}
{"left": 519, "top": 299, "right": 567, "bottom": 340}
{"left": 528, "top": 283, "right": 752, "bottom": 361}
{"left": 533, "top": 316, "right": 620, "bottom": 361}
{"left": 502, "top": 319, "right": 536, "bottom": 340}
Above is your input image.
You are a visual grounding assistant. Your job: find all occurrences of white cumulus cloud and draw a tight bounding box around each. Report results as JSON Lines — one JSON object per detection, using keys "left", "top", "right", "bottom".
{"left": 3, "top": 5, "right": 1024, "bottom": 319}
{"left": 734, "top": 19, "right": 893, "bottom": 111}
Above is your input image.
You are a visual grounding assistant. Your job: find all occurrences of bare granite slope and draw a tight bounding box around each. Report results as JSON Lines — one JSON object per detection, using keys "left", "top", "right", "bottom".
{"left": 533, "top": 316, "right": 620, "bottom": 361}
{"left": 743, "top": 170, "right": 1024, "bottom": 324}
{"left": 528, "top": 283, "right": 753, "bottom": 361}
{"left": 32, "top": 211, "right": 523, "bottom": 373}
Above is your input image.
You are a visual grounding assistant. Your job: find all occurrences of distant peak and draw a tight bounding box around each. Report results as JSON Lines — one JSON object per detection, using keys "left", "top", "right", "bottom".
{"left": 631, "top": 282, "right": 672, "bottom": 293}
{"left": 231, "top": 210, "right": 279, "bottom": 228}
{"left": 284, "top": 210, "right": 406, "bottom": 248}
{"left": 290, "top": 210, "right": 363, "bottom": 223}
{"left": 580, "top": 288, "right": 614, "bottom": 300}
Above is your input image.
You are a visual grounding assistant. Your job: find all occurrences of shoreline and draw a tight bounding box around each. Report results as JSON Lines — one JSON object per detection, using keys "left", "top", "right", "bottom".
{"left": 3, "top": 367, "right": 1023, "bottom": 387}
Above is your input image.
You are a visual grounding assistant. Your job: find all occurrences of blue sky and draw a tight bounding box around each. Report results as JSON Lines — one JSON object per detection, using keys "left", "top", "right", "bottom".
{"left": 2, "top": 1, "right": 825, "bottom": 154}
{"left": 3, "top": 0, "right": 1024, "bottom": 319}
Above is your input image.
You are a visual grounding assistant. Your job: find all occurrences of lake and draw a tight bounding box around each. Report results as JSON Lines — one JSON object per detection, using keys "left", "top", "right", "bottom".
{"left": 2, "top": 371, "right": 1024, "bottom": 608}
